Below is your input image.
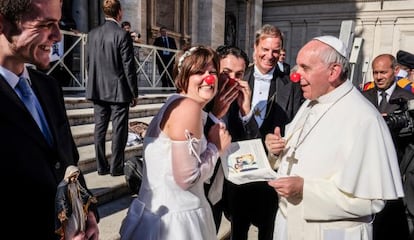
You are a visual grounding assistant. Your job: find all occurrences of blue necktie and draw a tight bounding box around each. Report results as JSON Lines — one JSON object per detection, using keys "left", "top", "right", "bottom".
{"left": 16, "top": 77, "right": 53, "bottom": 145}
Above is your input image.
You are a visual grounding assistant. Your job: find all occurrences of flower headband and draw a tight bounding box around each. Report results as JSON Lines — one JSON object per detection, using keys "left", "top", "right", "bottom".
{"left": 177, "top": 46, "right": 199, "bottom": 73}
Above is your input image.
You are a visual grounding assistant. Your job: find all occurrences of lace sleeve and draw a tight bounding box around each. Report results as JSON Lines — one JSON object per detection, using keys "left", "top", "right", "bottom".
{"left": 171, "top": 130, "right": 220, "bottom": 190}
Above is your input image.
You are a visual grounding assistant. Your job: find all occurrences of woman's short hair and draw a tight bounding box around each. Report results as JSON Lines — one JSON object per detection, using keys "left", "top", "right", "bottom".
{"left": 174, "top": 45, "right": 219, "bottom": 93}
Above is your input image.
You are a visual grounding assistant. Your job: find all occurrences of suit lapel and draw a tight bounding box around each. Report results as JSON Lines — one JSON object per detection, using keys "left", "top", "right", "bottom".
{"left": 271, "top": 71, "right": 290, "bottom": 111}
{"left": 0, "top": 75, "right": 50, "bottom": 150}
{"left": 245, "top": 66, "right": 290, "bottom": 116}
{"left": 28, "top": 70, "right": 58, "bottom": 147}
{"left": 364, "top": 88, "right": 378, "bottom": 107}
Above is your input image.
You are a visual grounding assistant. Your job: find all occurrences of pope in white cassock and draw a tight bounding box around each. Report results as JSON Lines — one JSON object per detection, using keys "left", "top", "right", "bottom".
{"left": 266, "top": 36, "right": 404, "bottom": 240}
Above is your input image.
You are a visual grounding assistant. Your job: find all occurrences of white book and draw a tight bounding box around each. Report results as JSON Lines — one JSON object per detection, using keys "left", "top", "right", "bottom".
{"left": 220, "top": 138, "right": 279, "bottom": 185}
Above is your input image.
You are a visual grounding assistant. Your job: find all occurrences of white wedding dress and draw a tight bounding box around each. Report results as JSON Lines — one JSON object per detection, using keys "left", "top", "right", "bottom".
{"left": 120, "top": 94, "right": 218, "bottom": 240}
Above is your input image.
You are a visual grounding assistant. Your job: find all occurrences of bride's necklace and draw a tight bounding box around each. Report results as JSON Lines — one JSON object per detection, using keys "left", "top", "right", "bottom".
{"left": 284, "top": 87, "right": 353, "bottom": 175}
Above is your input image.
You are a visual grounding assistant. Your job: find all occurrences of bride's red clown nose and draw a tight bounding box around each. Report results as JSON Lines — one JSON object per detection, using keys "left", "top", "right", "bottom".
{"left": 205, "top": 75, "right": 215, "bottom": 85}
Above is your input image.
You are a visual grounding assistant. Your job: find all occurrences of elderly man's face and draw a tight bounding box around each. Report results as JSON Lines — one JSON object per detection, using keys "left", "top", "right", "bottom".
{"left": 295, "top": 41, "right": 335, "bottom": 100}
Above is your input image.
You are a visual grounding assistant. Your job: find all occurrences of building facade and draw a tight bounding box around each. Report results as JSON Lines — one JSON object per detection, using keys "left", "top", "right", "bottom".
{"left": 66, "top": 0, "right": 414, "bottom": 86}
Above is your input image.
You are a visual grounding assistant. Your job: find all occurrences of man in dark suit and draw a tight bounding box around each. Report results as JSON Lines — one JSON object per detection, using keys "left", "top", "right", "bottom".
{"left": 275, "top": 48, "right": 291, "bottom": 79}
{"left": 0, "top": 0, "right": 99, "bottom": 239}
{"left": 153, "top": 26, "right": 177, "bottom": 89}
{"left": 362, "top": 54, "right": 413, "bottom": 240}
{"left": 203, "top": 45, "right": 252, "bottom": 231}
{"left": 224, "top": 25, "right": 304, "bottom": 240}
{"left": 86, "top": 0, "right": 138, "bottom": 176}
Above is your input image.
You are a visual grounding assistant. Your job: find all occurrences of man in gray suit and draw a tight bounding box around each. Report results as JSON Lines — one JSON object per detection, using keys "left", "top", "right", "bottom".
{"left": 86, "top": 0, "right": 138, "bottom": 176}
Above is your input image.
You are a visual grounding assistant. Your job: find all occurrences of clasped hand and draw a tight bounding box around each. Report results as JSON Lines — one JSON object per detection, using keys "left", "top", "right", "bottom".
{"left": 207, "top": 122, "right": 231, "bottom": 155}
{"left": 268, "top": 176, "right": 304, "bottom": 200}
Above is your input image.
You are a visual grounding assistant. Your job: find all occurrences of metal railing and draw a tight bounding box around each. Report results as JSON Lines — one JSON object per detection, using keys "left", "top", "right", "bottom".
{"left": 47, "top": 30, "right": 180, "bottom": 92}
{"left": 133, "top": 43, "right": 180, "bottom": 91}
{"left": 47, "top": 30, "right": 87, "bottom": 91}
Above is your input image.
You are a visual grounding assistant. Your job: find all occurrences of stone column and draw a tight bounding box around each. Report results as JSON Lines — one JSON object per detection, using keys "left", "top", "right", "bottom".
{"left": 191, "top": 0, "right": 225, "bottom": 49}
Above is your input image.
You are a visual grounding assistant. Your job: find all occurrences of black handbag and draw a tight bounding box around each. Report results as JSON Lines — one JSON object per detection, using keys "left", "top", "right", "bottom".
{"left": 124, "top": 156, "right": 143, "bottom": 194}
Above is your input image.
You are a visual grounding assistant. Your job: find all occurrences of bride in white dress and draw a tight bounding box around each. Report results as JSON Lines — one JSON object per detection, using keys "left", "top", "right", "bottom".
{"left": 120, "top": 46, "right": 232, "bottom": 240}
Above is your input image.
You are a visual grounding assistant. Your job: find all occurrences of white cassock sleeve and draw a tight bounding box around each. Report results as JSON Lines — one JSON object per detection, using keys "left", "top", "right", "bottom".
{"left": 171, "top": 130, "right": 219, "bottom": 190}
{"left": 302, "top": 178, "right": 385, "bottom": 221}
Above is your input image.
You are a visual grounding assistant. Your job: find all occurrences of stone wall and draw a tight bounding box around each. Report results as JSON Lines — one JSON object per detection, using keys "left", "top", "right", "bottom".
{"left": 263, "top": 0, "right": 414, "bottom": 84}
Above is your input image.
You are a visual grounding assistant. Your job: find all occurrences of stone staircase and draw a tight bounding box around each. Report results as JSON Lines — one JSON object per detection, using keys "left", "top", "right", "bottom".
{"left": 65, "top": 93, "right": 169, "bottom": 240}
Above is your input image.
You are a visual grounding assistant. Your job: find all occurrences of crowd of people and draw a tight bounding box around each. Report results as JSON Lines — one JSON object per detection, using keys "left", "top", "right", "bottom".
{"left": 2, "top": 0, "right": 414, "bottom": 239}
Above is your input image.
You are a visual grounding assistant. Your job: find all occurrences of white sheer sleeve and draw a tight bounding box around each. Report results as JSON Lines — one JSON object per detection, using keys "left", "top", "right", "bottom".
{"left": 171, "top": 130, "right": 220, "bottom": 190}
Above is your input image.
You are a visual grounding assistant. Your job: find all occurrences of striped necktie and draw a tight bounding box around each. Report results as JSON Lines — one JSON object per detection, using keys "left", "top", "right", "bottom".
{"left": 16, "top": 77, "right": 53, "bottom": 145}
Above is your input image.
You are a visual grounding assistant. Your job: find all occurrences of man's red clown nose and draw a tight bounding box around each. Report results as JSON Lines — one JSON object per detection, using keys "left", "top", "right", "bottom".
{"left": 290, "top": 72, "right": 301, "bottom": 83}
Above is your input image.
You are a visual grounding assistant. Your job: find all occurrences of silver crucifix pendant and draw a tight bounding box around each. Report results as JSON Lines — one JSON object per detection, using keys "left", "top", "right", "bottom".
{"left": 286, "top": 150, "right": 298, "bottom": 175}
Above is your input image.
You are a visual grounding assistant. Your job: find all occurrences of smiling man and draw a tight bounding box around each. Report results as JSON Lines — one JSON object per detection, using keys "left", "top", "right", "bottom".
{"left": 0, "top": 0, "right": 99, "bottom": 239}
{"left": 224, "top": 24, "right": 303, "bottom": 240}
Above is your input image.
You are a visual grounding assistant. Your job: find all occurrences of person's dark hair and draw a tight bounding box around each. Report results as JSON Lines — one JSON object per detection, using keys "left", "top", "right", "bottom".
{"left": 102, "top": 0, "right": 121, "bottom": 19}
{"left": 121, "top": 21, "right": 131, "bottom": 29}
{"left": 174, "top": 45, "right": 219, "bottom": 93}
{"left": 0, "top": 0, "right": 64, "bottom": 35}
{"left": 0, "top": 0, "right": 32, "bottom": 23}
{"left": 216, "top": 45, "right": 249, "bottom": 70}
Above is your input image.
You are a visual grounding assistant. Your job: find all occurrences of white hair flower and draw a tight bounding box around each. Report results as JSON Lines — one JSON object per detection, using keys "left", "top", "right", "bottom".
{"left": 177, "top": 46, "right": 199, "bottom": 73}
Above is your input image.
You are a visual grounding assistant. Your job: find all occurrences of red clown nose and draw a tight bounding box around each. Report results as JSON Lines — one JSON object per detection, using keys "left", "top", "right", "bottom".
{"left": 290, "top": 72, "right": 301, "bottom": 83}
{"left": 228, "top": 77, "right": 236, "bottom": 86}
{"left": 205, "top": 75, "right": 215, "bottom": 85}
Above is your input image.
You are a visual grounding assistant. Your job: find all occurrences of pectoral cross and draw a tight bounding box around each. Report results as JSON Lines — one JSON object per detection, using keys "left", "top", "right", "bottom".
{"left": 286, "top": 151, "right": 298, "bottom": 175}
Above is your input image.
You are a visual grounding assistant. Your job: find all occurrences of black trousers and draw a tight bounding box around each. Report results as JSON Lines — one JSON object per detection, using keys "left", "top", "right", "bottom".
{"left": 225, "top": 181, "right": 278, "bottom": 240}
{"left": 373, "top": 198, "right": 410, "bottom": 240}
{"left": 93, "top": 100, "right": 129, "bottom": 175}
{"left": 204, "top": 159, "right": 229, "bottom": 232}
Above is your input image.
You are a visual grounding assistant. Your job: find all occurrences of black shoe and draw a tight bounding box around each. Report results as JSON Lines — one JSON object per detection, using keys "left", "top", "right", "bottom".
{"left": 111, "top": 170, "right": 124, "bottom": 176}
{"left": 98, "top": 168, "right": 110, "bottom": 175}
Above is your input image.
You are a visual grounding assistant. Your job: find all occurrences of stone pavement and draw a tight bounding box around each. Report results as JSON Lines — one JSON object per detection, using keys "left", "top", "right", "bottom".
{"left": 97, "top": 193, "right": 259, "bottom": 240}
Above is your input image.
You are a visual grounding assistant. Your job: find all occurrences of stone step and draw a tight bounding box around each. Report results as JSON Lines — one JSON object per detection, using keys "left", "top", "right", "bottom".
{"left": 77, "top": 140, "right": 143, "bottom": 174}
{"left": 84, "top": 170, "right": 132, "bottom": 206}
{"left": 64, "top": 94, "right": 170, "bottom": 110}
{"left": 66, "top": 103, "right": 163, "bottom": 126}
{"left": 71, "top": 116, "right": 153, "bottom": 147}
{"left": 67, "top": 95, "right": 164, "bottom": 211}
